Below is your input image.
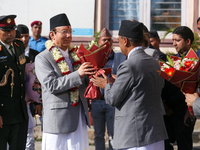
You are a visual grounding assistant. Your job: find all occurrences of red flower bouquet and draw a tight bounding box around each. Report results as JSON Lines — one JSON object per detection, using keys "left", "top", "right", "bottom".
{"left": 76, "top": 41, "right": 112, "bottom": 100}
{"left": 158, "top": 49, "right": 200, "bottom": 115}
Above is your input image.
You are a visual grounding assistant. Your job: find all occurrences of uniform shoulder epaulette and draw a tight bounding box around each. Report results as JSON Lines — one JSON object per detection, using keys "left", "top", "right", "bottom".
{"left": 13, "top": 39, "right": 24, "bottom": 47}
{"left": 14, "top": 42, "right": 19, "bottom": 47}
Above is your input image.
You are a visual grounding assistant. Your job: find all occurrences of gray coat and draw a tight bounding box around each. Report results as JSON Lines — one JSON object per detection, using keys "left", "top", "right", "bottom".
{"left": 104, "top": 48, "right": 168, "bottom": 149}
{"left": 193, "top": 97, "right": 200, "bottom": 118}
{"left": 35, "top": 49, "right": 89, "bottom": 134}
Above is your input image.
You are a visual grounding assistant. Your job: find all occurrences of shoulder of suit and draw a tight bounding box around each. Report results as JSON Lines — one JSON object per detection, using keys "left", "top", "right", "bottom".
{"left": 36, "top": 49, "right": 49, "bottom": 57}
{"left": 13, "top": 39, "right": 24, "bottom": 48}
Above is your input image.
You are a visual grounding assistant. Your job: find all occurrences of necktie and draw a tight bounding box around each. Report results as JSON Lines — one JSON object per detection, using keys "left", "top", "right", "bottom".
{"left": 9, "top": 45, "right": 15, "bottom": 60}
{"left": 66, "top": 56, "right": 73, "bottom": 72}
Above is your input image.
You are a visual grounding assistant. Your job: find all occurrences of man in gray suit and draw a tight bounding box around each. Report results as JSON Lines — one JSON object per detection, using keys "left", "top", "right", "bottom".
{"left": 35, "top": 13, "right": 95, "bottom": 150}
{"left": 92, "top": 20, "right": 168, "bottom": 149}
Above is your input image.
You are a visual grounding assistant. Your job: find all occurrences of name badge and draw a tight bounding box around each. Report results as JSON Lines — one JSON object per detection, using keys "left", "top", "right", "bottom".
{"left": 18, "top": 53, "right": 26, "bottom": 65}
{"left": 0, "top": 56, "right": 8, "bottom": 63}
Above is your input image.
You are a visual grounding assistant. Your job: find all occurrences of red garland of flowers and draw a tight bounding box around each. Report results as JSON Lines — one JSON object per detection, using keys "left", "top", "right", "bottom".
{"left": 47, "top": 41, "right": 80, "bottom": 106}
{"left": 56, "top": 57, "right": 65, "bottom": 63}
{"left": 49, "top": 46, "right": 55, "bottom": 51}
{"left": 62, "top": 71, "right": 71, "bottom": 75}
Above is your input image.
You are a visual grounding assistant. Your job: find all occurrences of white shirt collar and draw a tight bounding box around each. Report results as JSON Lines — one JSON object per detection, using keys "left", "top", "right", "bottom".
{"left": 127, "top": 46, "right": 142, "bottom": 59}
{"left": 58, "top": 47, "right": 69, "bottom": 59}
{"left": 0, "top": 40, "right": 14, "bottom": 54}
{"left": 25, "top": 46, "right": 30, "bottom": 57}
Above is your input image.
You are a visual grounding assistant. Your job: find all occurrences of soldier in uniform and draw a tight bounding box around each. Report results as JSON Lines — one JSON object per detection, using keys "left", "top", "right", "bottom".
{"left": 0, "top": 15, "right": 28, "bottom": 150}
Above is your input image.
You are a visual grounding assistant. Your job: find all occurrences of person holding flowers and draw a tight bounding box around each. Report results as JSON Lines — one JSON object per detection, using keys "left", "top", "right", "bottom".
{"left": 92, "top": 20, "right": 168, "bottom": 150}
{"left": 35, "top": 13, "right": 95, "bottom": 150}
{"left": 90, "top": 28, "right": 115, "bottom": 150}
{"left": 162, "top": 26, "right": 196, "bottom": 150}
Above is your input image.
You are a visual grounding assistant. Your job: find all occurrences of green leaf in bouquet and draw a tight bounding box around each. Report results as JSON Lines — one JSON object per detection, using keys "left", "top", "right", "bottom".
{"left": 179, "top": 53, "right": 185, "bottom": 68}
{"left": 167, "top": 55, "right": 174, "bottom": 67}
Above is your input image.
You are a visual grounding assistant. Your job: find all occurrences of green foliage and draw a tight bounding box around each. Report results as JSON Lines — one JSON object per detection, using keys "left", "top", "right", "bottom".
{"left": 93, "top": 31, "right": 101, "bottom": 43}
{"left": 167, "top": 55, "right": 174, "bottom": 67}
{"left": 163, "top": 28, "right": 200, "bottom": 52}
{"left": 192, "top": 32, "right": 200, "bottom": 51}
{"left": 87, "top": 31, "right": 101, "bottom": 49}
{"left": 162, "top": 28, "right": 175, "bottom": 41}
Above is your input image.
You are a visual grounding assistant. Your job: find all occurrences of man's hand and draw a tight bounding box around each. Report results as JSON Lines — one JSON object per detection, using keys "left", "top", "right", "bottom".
{"left": 110, "top": 74, "right": 116, "bottom": 84}
{"left": 92, "top": 73, "right": 109, "bottom": 89}
{"left": 78, "top": 62, "right": 95, "bottom": 78}
{"left": 0, "top": 116, "right": 3, "bottom": 128}
{"left": 35, "top": 104, "right": 42, "bottom": 116}
{"left": 184, "top": 92, "right": 199, "bottom": 107}
{"left": 184, "top": 109, "right": 196, "bottom": 126}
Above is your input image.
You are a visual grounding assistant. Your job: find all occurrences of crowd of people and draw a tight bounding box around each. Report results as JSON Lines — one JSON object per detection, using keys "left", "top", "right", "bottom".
{"left": 0, "top": 12, "right": 200, "bottom": 150}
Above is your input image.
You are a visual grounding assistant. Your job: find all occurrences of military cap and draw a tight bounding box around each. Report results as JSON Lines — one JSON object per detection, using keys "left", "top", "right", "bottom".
{"left": 99, "top": 28, "right": 112, "bottom": 38}
{"left": 17, "top": 24, "right": 29, "bottom": 34}
{"left": 15, "top": 30, "right": 21, "bottom": 38}
{"left": 31, "top": 21, "right": 42, "bottom": 27}
{"left": 0, "top": 15, "right": 17, "bottom": 31}
{"left": 119, "top": 20, "right": 143, "bottom": 40}
{"left": 150, "top": 30, "right": 160, "bottom": 38}
{"left": 50, "top": 13, "right": 70, "bottom": 30}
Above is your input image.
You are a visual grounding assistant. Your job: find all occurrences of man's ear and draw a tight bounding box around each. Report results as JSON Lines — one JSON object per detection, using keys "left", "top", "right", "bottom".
{"left": 49, "top": 31, "right": 55, "bottom": 40}
{"left": 186, "top": 38, "right": 191, "bottom": 45}
{"left": 124, "top": 37, "right": 128, "bottom": 46}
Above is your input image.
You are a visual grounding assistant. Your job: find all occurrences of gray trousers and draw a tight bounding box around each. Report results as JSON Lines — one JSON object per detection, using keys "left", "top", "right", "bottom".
{"left": 91, "top": 100, "right": 115, "bottom": 150}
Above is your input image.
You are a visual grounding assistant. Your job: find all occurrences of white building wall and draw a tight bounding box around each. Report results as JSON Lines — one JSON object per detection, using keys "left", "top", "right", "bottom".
{"left": 0, "top": 0, "right": 95, "bottom": 37}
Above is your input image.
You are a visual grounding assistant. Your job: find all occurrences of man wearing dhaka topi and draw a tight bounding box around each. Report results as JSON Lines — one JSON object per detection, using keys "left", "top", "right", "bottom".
{"left": 92, "top": 20, "right": 168, "bottom": 150}
{"left": 35, "top": 13, "right": 95, "bottom": 150}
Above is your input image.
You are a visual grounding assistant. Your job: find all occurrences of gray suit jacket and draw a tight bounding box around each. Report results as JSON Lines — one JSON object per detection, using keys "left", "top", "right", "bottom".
{"left": 35, "top": 49, "right": 89, "bottom": 134}
{"left": 144, "top": 47, "right": 159, "bottom": 60}
{"left": 193, "top": 97, "right": 200, "bottom": 118}
{"left": 104, "top": 48, "right": 168, "bottom": 149}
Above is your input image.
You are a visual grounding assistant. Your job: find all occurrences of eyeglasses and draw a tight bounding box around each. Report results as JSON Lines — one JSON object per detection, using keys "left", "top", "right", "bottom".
{"left": 55, "top": 30, "right": 74, "bottom": 35}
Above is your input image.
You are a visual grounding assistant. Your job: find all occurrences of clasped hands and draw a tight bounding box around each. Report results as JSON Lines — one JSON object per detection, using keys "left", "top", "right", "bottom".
{"left": 78, "top": 62, "right": 116, "bottom": 89}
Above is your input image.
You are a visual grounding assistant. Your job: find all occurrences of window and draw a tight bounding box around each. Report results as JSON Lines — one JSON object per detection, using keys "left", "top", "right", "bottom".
{"left": 150, "top": 0, "right": 181, "bottom": 31}
{"left": 109, "top": 0, "right": 140, "bottom": 30}
{"left": 105, "top": 0, "right": 187, "bottom": 38}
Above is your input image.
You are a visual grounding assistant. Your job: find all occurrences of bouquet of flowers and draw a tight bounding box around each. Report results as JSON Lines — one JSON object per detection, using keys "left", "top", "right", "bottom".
{"left": 158, "top": 49, "right": 200, "bottom": 115}
{"left": 76, "top": 41, "right": 112, "bottom": 100}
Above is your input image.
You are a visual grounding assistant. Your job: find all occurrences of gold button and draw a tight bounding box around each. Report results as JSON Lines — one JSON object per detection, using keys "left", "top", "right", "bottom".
{"left": 21, "top": 84, "right": 23, "bottom": 87}
{"left": 1, "top": 104, "right": 3, "bottom": 106}
{"left": 5, "top": 66, "right": 7, "bottom": 68}
{"left": 21, "top": 96, "right": 23, "bottom": 98}
{"left": 20, "top": 72, "right": 22, "bottom": 75}
{"left": 17, "top": 62, "right": 18, "bottom": 65}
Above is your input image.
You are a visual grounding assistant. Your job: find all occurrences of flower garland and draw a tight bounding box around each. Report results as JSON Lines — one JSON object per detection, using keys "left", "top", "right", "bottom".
{"left": 45, "top": 40, "right": 81, "bottom": 106}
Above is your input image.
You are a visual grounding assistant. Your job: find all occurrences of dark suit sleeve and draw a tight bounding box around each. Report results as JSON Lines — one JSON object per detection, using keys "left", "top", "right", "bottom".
{"left": 162, "top": 80, "right": 185, "bottom": 110}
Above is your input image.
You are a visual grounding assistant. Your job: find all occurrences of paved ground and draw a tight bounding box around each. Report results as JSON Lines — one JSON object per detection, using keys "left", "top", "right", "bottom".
{"left": 33, "top": 116, "right": 200, "bottom": 150}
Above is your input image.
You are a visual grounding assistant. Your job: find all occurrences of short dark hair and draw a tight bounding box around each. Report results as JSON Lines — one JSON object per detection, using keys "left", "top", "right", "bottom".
{"left": 121, "top": 36, "right": 143, "bottom": 46}
{"left": 173, "top": 26, "right": 194, "bottom": 44}
{"left": 197, "top": 17, "right": 200, "bottom": 24}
